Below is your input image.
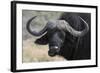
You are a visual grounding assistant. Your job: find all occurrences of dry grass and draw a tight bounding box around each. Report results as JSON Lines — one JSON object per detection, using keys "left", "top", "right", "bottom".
{"left": 22, "top": 39, "right": 65, "bottom": 63}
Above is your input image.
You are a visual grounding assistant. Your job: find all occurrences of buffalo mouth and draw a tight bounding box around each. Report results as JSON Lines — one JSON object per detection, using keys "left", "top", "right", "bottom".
{"left": 48, "top": 50, "right": 56, "bottom": 57}
{"left": 48, "top": 46, "right": 60, "bottom": 57}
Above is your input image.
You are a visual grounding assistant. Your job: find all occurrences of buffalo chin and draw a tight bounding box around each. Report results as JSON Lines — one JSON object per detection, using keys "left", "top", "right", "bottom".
{"left": 48, "top": 50, "right": 56, "bottom": 57}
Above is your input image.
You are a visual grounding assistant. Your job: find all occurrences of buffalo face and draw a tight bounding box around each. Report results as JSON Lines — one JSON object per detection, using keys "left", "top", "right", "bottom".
{"left": 47, "top": 28, "right": 66, "bottom": 56}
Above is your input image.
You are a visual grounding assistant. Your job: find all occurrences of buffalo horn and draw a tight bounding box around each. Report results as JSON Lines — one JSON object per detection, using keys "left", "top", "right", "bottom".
{"left": 64, "top": 16, "right": 89, "bottom": 37}
{"left": 26, "top": 16, "right": 47, "bottom": 36}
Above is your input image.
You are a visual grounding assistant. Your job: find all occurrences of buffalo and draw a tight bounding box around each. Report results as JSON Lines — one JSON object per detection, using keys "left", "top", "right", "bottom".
{"left": 26, "top": 12, "right": 91, "bottom": 60}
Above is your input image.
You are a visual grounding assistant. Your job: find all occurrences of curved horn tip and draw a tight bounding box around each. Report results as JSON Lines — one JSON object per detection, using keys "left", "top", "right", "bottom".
{"left": 26, "top": 16, "right": 47, "bottom": 36}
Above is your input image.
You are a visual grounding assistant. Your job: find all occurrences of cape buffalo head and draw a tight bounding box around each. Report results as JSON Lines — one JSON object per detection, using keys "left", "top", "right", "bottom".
{"left": 26, "top": 16, "right": 89, "bottom": 57}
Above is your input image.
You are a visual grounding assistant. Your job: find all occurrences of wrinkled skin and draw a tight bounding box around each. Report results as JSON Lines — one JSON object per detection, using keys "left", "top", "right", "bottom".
{"left": 35, "top": 23, "right": 66, "bottom": 57}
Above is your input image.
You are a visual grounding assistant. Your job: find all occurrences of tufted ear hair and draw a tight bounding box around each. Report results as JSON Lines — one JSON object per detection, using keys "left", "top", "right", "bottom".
{"left": 34, "top": 33, "right": 48, "bottom": 45}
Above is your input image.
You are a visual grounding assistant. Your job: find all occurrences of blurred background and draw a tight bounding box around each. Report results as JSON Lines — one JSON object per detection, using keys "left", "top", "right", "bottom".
{"left": 22, "top": 10, "right": 65, "bottom": 63}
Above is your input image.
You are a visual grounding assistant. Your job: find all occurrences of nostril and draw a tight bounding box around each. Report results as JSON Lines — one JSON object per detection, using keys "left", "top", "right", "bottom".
{"left": 52, "top": 46, "right": 60, "bottom": 52}
{"left": 50, "top": 46, "right": 59, "bottom": 50}
{"left": 53, "top": 46, "right": 59, "bottom": 49}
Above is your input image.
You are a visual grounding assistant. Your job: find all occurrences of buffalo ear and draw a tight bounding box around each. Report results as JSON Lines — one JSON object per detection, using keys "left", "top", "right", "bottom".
{"left": 34, "top": 33, "right": 48, "bottom": 45}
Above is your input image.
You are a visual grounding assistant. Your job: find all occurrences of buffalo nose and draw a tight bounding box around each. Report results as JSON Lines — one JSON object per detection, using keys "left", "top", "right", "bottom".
{"left": 48, "top": 46, "right": 60, "bottom": 57}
